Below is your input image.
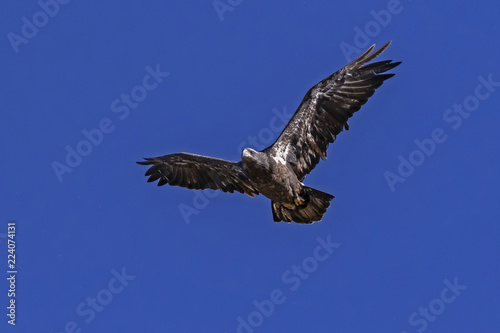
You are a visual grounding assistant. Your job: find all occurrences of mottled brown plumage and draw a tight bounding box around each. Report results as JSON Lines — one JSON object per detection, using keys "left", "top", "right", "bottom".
{"left": 138, "top": 42, "right": 400, "bottom": 224}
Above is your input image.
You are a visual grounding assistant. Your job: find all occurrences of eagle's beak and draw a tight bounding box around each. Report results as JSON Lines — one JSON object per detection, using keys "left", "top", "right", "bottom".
{"left": 242, "top": 148, "right": 254, "bottom": 159}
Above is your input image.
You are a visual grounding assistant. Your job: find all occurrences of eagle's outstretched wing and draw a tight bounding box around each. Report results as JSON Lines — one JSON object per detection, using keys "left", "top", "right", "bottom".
{"left": 265, "top": 41, "right": 401, "bottom": 181}
{"left": 137, "top": 153, "right": 259, "bottom": 197}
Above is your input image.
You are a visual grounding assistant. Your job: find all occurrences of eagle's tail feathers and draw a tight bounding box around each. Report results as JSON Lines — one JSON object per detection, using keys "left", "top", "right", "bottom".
{"left": 271, "top": 186, "right": 334, "bottom": 224}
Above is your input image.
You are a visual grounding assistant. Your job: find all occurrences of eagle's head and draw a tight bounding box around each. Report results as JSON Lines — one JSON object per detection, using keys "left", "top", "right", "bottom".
{"left": 241, "top": 148, "right": 269, "bottom": 171}
{"left": 242, "top": 147, "right": 257, "bottom": 160}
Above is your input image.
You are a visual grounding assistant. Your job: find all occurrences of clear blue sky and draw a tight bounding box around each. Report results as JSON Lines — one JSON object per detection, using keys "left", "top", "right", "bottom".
{"left": 1, "top": 1, "right": 499, "bottom": 332}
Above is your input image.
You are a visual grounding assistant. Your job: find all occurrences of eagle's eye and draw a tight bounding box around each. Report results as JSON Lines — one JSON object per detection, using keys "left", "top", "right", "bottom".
{"left": 242, "top": 148, "right": 255, "bottom": 158}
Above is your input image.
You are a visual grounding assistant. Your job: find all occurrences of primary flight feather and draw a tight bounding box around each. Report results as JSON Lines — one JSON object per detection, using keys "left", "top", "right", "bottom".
{"left": 138, "top": 41, "right": 401, "bottom": 224}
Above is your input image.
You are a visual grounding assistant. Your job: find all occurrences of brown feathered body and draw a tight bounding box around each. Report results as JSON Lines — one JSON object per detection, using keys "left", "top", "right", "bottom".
{"left": 138, "top": 42, "right": 401, "bottom": 224}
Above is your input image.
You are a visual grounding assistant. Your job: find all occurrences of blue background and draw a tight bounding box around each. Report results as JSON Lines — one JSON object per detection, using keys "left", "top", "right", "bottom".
{"left": 1, "top": 1, "right": 499, "bottom": 332}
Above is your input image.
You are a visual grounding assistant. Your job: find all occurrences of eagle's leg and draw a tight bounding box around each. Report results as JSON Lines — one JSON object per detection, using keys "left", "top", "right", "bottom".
{"left": 293, "top": 194, "right": 306, "bottom": 207}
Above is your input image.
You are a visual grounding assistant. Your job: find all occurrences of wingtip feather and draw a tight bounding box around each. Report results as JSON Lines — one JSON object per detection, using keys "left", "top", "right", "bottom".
{"left": 349, "top": 41, "right": 394, "bottom": 68}
{"left": 137, "top": 157, "right": 155, "bottom": 165}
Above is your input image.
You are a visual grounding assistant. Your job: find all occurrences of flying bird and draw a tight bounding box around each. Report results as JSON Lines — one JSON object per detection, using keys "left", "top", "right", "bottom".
{"left": 138, "top": 41, "right": 400, "bottom": 224}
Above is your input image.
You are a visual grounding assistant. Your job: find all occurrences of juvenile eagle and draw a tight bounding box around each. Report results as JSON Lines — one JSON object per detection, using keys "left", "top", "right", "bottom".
{"left": 138, "top": 42, "right": 400, "bottom": 224}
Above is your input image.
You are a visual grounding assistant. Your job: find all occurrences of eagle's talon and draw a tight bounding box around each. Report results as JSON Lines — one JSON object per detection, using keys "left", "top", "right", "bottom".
{"left": 294, "top": 195, "right": 306, "bottom": 207}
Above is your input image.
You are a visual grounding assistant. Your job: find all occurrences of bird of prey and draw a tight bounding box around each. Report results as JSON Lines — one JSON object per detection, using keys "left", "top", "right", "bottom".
{"left": 138, "top": 41, "right": 400, "bottom": 224}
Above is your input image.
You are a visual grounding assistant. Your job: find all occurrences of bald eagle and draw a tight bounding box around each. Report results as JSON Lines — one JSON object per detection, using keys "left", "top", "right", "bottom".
{"left": 138, "top": 41, "right": 400, "bottom": 224}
